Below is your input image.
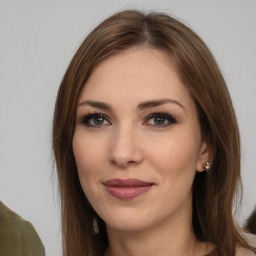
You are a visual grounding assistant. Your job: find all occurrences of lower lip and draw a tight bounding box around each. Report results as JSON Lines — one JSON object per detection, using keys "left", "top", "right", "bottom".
{"left": 104, "top": 185, "right": 152, "bottom": 200}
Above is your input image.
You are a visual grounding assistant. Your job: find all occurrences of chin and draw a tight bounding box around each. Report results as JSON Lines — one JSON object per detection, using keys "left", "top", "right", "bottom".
{"left": 101, "top": 209, "right": 153, "bottom": 232}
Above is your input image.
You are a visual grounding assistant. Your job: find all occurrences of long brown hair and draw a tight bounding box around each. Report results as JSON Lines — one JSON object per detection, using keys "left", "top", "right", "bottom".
{"left": 52, "top": 10, "right": 255, "bottom": 256}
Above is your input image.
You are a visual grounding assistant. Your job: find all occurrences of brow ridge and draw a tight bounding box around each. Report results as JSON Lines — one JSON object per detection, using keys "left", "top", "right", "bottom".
{"left": 137, "top": 99, "right": 184, "bottom": 110}
{"left": 78, "top": 100, "right": 112, "bottom": 110}
{"left": 78, "top": 99, "right": 184, "bottom": 110}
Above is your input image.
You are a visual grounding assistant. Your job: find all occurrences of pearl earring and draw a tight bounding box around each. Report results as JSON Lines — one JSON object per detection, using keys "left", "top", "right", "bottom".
{"left": 203, "top": 161, "right": 211, "bottom": 171}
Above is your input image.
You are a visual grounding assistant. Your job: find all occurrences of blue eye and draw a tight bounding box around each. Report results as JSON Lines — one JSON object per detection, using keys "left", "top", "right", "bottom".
{"left": 145, "top": 113, "right": 177, "bottom": 127}
{"left": 79, "top": 113, "right": 110, "bottom": 127}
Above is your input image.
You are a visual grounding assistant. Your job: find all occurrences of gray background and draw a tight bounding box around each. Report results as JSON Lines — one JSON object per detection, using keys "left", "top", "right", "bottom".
{"left": 0, "top": 1, "right": 255, "bottom": 255}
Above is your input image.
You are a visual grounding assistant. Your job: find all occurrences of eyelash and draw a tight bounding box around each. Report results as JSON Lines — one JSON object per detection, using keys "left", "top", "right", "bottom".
{"left": 79, "top": 112, "right": 177, "bottom": 128}
{"left": 79, "top": 113, "right": 110, "bottom": 127}
{"left": 144, "top": 112, "right": 177, "bottom": 127}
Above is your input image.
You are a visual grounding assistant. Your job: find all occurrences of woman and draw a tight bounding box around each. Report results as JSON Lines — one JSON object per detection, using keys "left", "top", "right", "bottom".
{"left": 52, "top": 10, "right": 256, "bottom": 256}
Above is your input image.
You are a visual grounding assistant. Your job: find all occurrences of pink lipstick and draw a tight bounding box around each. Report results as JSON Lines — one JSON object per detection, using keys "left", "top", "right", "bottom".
{"left": 103, "top": 179, "right": 153, "bottom": 200}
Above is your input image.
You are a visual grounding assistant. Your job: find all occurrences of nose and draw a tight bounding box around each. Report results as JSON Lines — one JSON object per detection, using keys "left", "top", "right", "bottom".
{"left": 108, "top": 125, "right": 143, "bottom": 168}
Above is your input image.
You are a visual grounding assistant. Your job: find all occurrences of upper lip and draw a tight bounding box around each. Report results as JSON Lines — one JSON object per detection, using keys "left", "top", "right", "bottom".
{"left": 103, "top": 178, "right": 154, "bottom": 187}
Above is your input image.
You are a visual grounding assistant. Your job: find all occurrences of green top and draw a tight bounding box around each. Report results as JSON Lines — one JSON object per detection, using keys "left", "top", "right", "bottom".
{"left": 0, "top": 201, "right": 45, "bottom": 256}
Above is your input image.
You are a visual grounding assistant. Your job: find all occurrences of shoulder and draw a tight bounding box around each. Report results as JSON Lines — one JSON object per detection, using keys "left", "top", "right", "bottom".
{"left": 0, "top": 201, "right": 36, "bottom": 231}
{"left": 244, "top": 232, "right": 256, "bottom": 247}
{"left": 0, "top": 201, "right": 45, "bottom": 256}
{"left": 235, "top": 233, "right": 256, "bottom": 256}
{"left": 0, "top": 201, "right": 23, "bottom": 230}
{"left": 235, "top": 246, "right": 255, "bottom": 256}
{"left": 0, "top": 201, "right": 36, "bottom": 232}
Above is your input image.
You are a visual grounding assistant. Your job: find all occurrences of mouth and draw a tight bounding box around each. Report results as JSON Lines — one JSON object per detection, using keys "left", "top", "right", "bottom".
{"left": 103, "top": 178, "right": 154, "bottom": 200}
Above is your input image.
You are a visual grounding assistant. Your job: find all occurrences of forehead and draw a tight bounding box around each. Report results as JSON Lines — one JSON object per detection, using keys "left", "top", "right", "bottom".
{"left": 79, "top": 47, "right": 194, "bottom": 109}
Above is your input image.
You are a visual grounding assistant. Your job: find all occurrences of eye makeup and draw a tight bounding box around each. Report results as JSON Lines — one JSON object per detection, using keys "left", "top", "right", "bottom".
{"left": 78, "top": 110, "right": 178, "bottom": 129}
{"left": 143, "top": 112, "right": 177, "bottom": 127}
{"left": 79, "top": 112, "right": 111, "bottom": 127}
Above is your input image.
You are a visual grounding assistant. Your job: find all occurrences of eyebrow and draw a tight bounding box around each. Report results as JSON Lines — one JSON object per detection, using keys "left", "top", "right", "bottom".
{"left": 137, "top": 99, "right": 184, "bottom": 110}
{"left": 78, "top": 100, "right": 112, "bottom": 110}
{"left": 78, "top": 99, "right": 184, "bottom": 110}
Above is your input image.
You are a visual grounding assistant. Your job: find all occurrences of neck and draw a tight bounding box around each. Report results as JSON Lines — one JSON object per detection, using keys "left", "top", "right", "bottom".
{"left": 105, "top": 205, "right": 212, "bottom": 256}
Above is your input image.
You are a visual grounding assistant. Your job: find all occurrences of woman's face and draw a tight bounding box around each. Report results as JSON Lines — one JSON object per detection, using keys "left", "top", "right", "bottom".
{"left": 73, "top": 47, "right": 210, "bottom": 233}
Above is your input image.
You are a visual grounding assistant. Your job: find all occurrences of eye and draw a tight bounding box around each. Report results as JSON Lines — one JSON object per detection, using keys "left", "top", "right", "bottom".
{"left": 144, "top": 113, "right": 177, "bottom": 127}
{"left": 79, "top": 113, "right": 111, "bottom": 127}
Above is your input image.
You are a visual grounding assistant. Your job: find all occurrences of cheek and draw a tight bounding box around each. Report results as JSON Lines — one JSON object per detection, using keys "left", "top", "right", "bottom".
{"left": 145, "top": 128, "right": 201, "bottom": 206}
{"left": 72, "top": 132, "right": 106, "bottom": 193}
{"left": 73, "top": 130, "right": 106, "bottom": 168}
{"left": 147, "top": 129, "right": 201, "bottom": 174}
{"left": 147, "top": 133, "right": 199, "bottom": 209}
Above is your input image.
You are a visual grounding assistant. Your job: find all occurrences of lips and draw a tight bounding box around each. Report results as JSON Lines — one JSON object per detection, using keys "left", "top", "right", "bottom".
{"left": 103, "top": 179, "right": 154, "bottom": 200}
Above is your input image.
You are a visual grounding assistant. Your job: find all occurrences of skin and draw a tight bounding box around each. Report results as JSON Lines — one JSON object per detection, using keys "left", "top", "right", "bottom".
{"left": 73, "top": 47, "right": 213, "bottom": 256}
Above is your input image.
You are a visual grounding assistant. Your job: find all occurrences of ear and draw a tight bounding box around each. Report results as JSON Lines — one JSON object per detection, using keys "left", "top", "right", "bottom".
{"left": 196, "top": 140, "right": 212, "bottom": 173}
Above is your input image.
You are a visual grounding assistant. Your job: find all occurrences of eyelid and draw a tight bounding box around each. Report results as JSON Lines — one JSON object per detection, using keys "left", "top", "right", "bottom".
{"left": 143, "top": 112, "right": 177, "bottom": 127}
{"left": 78, "top": 111, "right": 177, "bottom": 128}
{"left": 79, "top": 112, "right": 111, "bottom": 127}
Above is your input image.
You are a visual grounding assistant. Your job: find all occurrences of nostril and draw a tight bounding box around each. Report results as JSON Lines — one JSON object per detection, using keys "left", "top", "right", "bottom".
{"left": 110, "top": 158, "right": 140, "bottom": 168}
